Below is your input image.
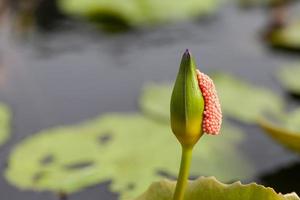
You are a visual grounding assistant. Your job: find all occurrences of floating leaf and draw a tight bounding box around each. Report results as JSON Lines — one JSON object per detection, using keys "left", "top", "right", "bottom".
{"left": 0, "top": 103, "right": 11, "bottom": 147}
{"left": 260, "top": 162, "right": 300, "bottom": 197}
{"left": 140, "top": 76, "right": 283, "bottom": 124}
{"left": 57, "top": 0, "right": 219, "bottom": 28}
{"left": 259, "top": 109, "right": 300, "bottom": 153}
{"left": 6, "top": 114, "right": 252, "bottom": 199}
{"left": 139, "top": 83, "right": 172, "bottom": 122}
{"left": 277, "top": 64, "right": 300, "bottom": 95}
{"left": 267, "top": 23, "right": 300, "bottom": 51}
{"left": 135, "top": 176, "right": 300, "bottom": 200}
{"left": 213, "top": 73, "right": 284, "bottom": 123}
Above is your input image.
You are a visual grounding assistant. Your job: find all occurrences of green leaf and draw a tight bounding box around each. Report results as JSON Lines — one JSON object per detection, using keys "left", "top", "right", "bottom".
{"left": 135, "top": 177, "right": 300, "bottom": 200}
{"left": 212, "top": 73, "right": 284, "bottom": 123}
{"left": 268, "top": 23, "right": 300, "bottom": 51}
{"left": 5, "top": 114, "right": 252, "bottom": 199}
{"left": 140, "top": 74, "right": 284, "bottom": 124}
{"left": 0, "top": 103, "right": 11, "bottom": 147}
{"left": 277, "top": 64, "right": 300, "bottom": 95}
{"left": 57, "top": 0, "right": 219, "bottom": 28}
{"left": 139, "top": 83, "right": 172, "bottom": 122}
{"left": 258, "top": 108, "right": 300, "bottom": 153}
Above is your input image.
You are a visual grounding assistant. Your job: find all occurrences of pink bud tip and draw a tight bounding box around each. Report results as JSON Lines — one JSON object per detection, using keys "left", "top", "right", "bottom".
{"left": 196, "top": 69, "right": 222, "bottom": 135}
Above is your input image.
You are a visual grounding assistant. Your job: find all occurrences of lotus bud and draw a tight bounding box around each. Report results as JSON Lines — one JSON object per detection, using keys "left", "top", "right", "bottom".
{"left": 170, "top": 50, "right": 222, "bottom": 148}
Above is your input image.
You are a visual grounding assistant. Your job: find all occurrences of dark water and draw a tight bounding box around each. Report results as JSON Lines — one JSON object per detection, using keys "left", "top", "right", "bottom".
{"left": 0, "top": 2, "right": 300, "bottom": 200}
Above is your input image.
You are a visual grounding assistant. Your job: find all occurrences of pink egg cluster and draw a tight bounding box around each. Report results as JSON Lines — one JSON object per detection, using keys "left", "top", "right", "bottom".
{"left": 196, "top": 69, "right": 222, "bottom": 135}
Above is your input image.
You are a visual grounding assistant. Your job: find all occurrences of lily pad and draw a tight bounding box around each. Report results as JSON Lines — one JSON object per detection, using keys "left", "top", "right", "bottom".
{"left": 135, "top": 176, "right": 300, "bottom": 200}
{"left": 6, "top": 114, "right": 252, "bottom": 199}
{"left": 258, "top": 109, "right": 300, "bottom": 153}
{"left": 267, "top": 22, "right": 300, "bottom": 51}
{"left": 57, "top": 0, "right": 219, "bottom": 28}
{"left": 139, "top": 83, "right": 172, "bottom": 123}
{"left": 139, "top": 76, "right": 284, "bottom": 124}
{"left": 213, "top": 73, "right": 284, "bottom": 123}
{"left": 0, "top": 103, "right": 11, "bottom": 147}
{"left": 277, "top": 64, "right": 300, "bottom": 95}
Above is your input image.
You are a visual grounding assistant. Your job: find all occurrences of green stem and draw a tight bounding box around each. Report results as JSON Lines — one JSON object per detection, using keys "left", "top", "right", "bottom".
{"left": 173, "top": 146, "right": 193, "bottom": 200}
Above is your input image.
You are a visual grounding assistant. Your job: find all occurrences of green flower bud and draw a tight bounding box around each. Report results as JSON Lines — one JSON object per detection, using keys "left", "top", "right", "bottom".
{"left": 170, "top": 50, "right": 205, "bottom": 148}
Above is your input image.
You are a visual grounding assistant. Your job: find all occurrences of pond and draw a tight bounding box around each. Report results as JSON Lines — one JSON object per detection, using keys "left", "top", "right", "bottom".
{"left": 0, "top": 1, "right": 300, "bottom": 200}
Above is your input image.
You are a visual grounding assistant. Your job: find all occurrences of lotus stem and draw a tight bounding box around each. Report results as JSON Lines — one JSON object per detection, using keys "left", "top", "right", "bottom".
{"left": 173, "top": 146, "right": 193, "bottom": 200}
